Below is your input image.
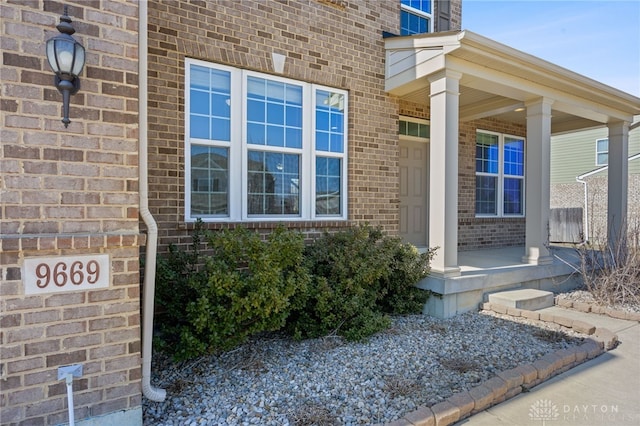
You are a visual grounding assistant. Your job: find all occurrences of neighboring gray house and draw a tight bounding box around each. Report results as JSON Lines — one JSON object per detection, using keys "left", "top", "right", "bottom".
{"left": 551, "top": 119, "right": 640, "bottom": 243}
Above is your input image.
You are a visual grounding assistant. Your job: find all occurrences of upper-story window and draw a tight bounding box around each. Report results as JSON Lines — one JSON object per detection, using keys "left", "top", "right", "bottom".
{"left": 185, "top": 59, "right": 348, "bottom": 222}
{"left": 475, "top": 131, "right": 525, "bottom": 217}
{"left": 596, "top": 138, "right": 608, "bottom": 166}
{"left": 401, "top": 0, "right": 433, "bottom": 35}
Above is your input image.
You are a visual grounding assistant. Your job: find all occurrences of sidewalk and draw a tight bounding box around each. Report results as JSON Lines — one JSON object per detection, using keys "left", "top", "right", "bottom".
{"left": 455, "top": 306, "right": 640, "bottom": 426}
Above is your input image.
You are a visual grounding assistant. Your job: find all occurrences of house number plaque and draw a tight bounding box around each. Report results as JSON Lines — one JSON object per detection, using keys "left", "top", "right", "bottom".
{"left": 24, "top": 254, "right": 110, "bottom": 295}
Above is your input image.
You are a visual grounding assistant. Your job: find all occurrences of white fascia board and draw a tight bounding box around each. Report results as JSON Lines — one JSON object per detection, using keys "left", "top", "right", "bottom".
{"left": 458, "top": 31, "right": 640, "bottom": 115}
{"left": 461, "top": 32, "right": 640, "bottom": 101}
{"left": 384, "top": 31, "right": 462, "bottom": 51}
{"left": 448, "top": 56, "right": 634, "bottom": 124}
{"left": 386, "top": 47, "right": 443, "bottom": 80}
{"left": 448, "top": 58, "right": 530, "bottom": 99}
{"left": 385, "top": 30, "right": 640, "bottom": 121}
{"left": 385, "top": 53, "right": 446, "bottom": 95}
{"left": 384, "top": 33, "right": 461, "bottom": 95}
{"left": 552, "top": 100, "right": 635, "bottom": 125}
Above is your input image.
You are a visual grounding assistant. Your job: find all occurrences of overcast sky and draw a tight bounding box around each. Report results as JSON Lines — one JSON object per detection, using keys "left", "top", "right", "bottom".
{"left": 462, "top": 0, "right": 640, "bottom": 96}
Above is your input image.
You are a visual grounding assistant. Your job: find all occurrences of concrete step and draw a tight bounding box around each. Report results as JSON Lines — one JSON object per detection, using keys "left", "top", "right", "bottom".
{"left": 488, "top": 289, "right": 554, "bottom": 311}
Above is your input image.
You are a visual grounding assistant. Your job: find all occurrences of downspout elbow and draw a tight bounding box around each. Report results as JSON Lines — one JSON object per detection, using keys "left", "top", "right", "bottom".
{"left": 140, "top": 214, "right": 165, "bottom": 402}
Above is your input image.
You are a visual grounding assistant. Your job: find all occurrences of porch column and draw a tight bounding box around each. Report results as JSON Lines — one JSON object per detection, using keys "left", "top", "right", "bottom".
{"left": 523, "top": 98, "right": 554, "bottom": 265}
{"left": 428, "top": 70, "right": 461, "bottom": 277}
{"left": 607, "top": 120, "right": 629, "bottom": 248}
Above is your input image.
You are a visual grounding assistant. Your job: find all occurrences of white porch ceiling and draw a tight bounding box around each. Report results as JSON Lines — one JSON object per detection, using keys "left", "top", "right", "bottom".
{"left": 399, "top": 85, "right": 601, "bottom": 133}
{"left": 385, "top": 31, "right": 640, "bottom": 135}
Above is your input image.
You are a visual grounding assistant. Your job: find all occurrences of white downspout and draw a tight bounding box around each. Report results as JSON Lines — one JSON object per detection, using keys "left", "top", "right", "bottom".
{"left": 139, "top": 0, "right": 166, "bottom": 402}
{"left": 575, "top": 175, "right": 589, "bottom": 243}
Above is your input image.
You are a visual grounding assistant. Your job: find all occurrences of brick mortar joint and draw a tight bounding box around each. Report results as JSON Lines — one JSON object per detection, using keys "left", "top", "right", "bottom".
{"left": 387, "top": 304, "right": 613, "bottom": 426}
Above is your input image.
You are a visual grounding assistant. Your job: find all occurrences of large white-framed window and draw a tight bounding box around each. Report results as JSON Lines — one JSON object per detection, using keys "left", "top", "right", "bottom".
{"left": 475, "top": 130, "right": 525, "bottom": 217}
{"left": 185, "top": 58, "right": 348, "bottom": 222}
{"left": 596, "top": 138, "right": 608, "bottom": 166}
{"left": 400, "top": 0, "right": 433, "bottom": 35}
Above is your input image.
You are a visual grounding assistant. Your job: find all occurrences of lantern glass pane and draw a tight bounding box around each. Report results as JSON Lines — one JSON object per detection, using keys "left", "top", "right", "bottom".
{"left": 46, "top": 39, "right": 59, "bottom": 72}
{"left": 71, "top": 45, "right": 85, "bottom": 76}
{"left": 55, "top": 39, "right": 76, "bottom": 74}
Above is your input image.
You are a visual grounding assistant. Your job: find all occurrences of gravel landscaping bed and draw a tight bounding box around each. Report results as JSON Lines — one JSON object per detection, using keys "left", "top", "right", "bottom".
{"left": 143, "top": 310, "right": 587, "bottom": 426}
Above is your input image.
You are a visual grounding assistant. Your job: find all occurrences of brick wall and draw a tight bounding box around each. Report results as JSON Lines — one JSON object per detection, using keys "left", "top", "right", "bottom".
{"left": 458, "top": 118, "right": 527, "bottom": 249}
{"left": 146, "top": 0, "right": 407, "bottom": 252}
{"left": 399, "top": 100, "right": 429, "bottom": 120}
{"left": 145, "top": 1, "right": 467, "bottom": 254}
{"left": 449, "top": 0, "right": 462, "bottom": 30}
{"left": 435, "top": 0, "right": 462, "bottom": 31}
{"left": 1, "top": 1, "right": 141, "bottom": 424}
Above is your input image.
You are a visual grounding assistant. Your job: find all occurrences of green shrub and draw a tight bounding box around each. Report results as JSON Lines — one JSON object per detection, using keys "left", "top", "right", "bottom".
{"left": 156, "top": 225, "right": 309, "bottom": 360}
{"left": 378, "top": 237, "right": 436, "bottom": 314}
{"left": 286, "top": 226, "right": 387, "bottom": 340}
{"left": 286, "top": 225, "right": 434, "bottom": 341}
{"left": 155, "top": 222, "right": 435, "bottom": 359}
{"left": 154, "top": 221, "right": 207, "bottom": 355}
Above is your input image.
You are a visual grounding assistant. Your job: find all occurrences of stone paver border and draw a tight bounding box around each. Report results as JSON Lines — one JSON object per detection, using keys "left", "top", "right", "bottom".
{"left": 384, "top": 302, "right": 624, "bottom": 426}
{"left": 554, "top": 296, "right": 640, "bottom": 322}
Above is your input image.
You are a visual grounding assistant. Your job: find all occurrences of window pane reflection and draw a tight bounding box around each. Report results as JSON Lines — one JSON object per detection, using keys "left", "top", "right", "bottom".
{"left": 248, "top": 151, "right": 300, "bottom": 215}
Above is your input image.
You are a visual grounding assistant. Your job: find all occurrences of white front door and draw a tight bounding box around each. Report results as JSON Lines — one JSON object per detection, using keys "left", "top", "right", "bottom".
{"left": 399, "top": 139, "right": 429, "bottom": 247}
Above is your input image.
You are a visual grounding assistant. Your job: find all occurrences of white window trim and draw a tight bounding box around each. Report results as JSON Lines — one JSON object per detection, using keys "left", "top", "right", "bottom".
{"left": 475, "top": 130, "right": 526, "bottom": 218}
{"left": 401, "top": 1, "right": 434, "bottom": 34}
{"left": 311, "top": 85, "right": 349, "bottom": 220}
{"left": 596, "top": 138, "right": 608, "bottom": 166}
{"left": 185, "top": 58, "right": 348, "bottom": 223}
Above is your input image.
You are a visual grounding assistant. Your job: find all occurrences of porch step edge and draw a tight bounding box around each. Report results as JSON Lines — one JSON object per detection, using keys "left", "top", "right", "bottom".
{"left": 488, "top": 289, "right": 554, "bottom": 311}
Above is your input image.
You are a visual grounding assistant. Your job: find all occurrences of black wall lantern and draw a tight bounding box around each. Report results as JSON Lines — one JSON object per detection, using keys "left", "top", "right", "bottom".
{"left": 45, "top": 6, "right": 85, "bottom": 128}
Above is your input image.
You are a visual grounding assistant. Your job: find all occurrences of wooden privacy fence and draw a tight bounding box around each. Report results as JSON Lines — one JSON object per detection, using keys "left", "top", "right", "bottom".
{"left": 550, "top": 207, "right": 584, "bottom": 243}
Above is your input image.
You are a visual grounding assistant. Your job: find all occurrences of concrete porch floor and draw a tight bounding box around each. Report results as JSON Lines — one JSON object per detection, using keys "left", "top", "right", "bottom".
{"left": 418, "top": 245, "right": 583, "bottom": 318}
{"left": 457, "top": 245, "right": 579, "bottom": 272}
